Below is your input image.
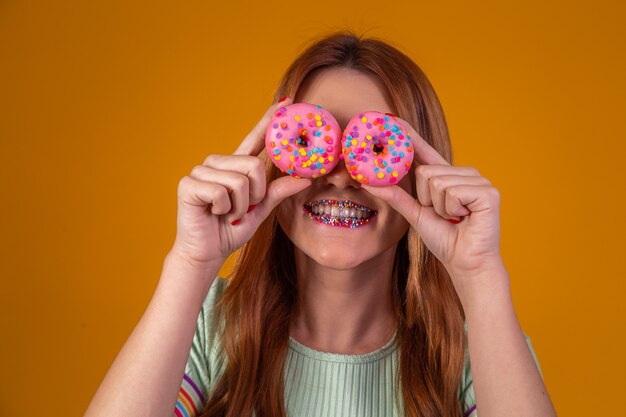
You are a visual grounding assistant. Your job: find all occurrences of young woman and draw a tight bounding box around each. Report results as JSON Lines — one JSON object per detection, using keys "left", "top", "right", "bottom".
{"left": 85, "top": 31, "right": 557, "bottom": 417}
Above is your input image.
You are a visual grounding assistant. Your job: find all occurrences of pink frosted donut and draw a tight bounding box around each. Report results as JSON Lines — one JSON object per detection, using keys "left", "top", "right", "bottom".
{"left": 341, "top": 111, "right": 414, "bottom": 186}
{"left": 265, "top": 102, "right": 342, "bottom": 179}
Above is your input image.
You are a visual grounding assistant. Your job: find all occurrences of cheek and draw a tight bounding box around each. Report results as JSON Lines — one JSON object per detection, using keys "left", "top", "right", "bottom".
{"left": 385, "top": 209, "right": 410, "bottom": 233}
{"left": 398, "top": 172, "right": 415, "bottom": 197}
{"left": 378, "top": 201, "right": 411, "bottom": 243}
{"left": 276, "top": 199, "right": 297, "bottom": 233}
{"left": 276, "top": 195, "right": 310, "bottom": 245}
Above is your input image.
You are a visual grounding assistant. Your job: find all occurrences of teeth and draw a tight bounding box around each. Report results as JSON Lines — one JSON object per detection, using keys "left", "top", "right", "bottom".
{"left": 310, "top": 204, "right": 371, "bottom": 220}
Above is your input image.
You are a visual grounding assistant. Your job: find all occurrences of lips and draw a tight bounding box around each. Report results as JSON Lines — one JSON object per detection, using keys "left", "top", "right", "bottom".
{"left": 303, "top": 199, "right": 378, "bottom": 228}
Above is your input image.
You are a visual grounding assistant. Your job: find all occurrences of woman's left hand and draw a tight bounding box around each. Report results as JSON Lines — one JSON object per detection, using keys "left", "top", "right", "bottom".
{"left": 361, "top": 117, "right": 505, "bottom": 285}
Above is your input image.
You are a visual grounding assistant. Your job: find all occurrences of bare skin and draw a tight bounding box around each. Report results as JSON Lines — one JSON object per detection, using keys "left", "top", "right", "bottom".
{"left": 85, "top": 65, "right": 557, "bottom": 417}
{"left": 276, "top": 67, "right": 413, "bottom": 354}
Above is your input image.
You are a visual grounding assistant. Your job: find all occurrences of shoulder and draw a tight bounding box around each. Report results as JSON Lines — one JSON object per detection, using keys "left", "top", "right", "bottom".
{"left": 202, "top": 275, "right": 230, "bottom": 311}
{"left": 460, "top": 321, "right": 541, "bottom": 380}
{"left": 459, "top": 320, "right": 543, "bottom": 415}
{"left": 176, "top": 275, "right": 230, "bottom": 417}
{"left": 199, "top": 275, "right": 230, "bottom": 347}
{"left": 460, "top": 320, "right": 538, "bottom": 377}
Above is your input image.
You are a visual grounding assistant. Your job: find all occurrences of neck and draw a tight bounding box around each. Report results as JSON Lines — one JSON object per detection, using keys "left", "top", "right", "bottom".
{"left": 289, "top": 243, "right": 398, "bottom": 354}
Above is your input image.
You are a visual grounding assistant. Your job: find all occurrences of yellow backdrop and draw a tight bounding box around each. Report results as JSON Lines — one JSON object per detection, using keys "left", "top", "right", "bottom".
{"left": 1, "top": 0, "right": 624, "bottom": 415}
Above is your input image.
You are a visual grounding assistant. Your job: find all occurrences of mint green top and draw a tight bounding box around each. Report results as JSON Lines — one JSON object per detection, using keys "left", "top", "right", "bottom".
{"left": 174, "top": 276, "right": 543, "bottom": 417}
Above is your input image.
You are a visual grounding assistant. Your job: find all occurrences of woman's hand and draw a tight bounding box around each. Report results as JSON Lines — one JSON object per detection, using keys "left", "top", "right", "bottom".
{"left": 170, "top": 97, "right": 312, "bottom": 269}
{"left": 361, "top": 118, "right": 505, "bottom": 289}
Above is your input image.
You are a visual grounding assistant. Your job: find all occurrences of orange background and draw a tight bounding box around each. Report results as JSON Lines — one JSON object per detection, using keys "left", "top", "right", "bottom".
{"left": 1, "top": 1, "right": 624, "bottom": 415}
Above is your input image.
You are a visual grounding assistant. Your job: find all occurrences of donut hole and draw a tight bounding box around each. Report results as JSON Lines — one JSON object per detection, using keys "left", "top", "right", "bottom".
{"left": 296, "top": 134, "right": 309, "bottom": 147}
{"left": 372, "top": 143, "right": 384, "bottom": 154}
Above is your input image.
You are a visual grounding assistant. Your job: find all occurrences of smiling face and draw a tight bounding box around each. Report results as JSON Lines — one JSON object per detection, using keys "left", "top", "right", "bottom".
{"left": 276, "top": 66, "right": 415, "bottom": 270}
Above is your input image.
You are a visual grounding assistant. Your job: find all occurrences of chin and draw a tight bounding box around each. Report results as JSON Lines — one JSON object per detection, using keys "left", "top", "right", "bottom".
{"left": 294, "top": 239, "right": 377, "bottom": 270}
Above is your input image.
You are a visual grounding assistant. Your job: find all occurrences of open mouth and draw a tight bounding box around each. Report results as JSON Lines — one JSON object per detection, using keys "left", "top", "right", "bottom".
{"left": 303, "top": 199, "right": 378, "bottom": 228}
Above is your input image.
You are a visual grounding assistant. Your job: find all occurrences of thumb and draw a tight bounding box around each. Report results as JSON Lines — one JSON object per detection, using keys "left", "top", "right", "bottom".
{"left": 361, "top": 184, "right": 422, "bottom": 227}
{"left": 251, "top": 176, "right": 313, "bottom": 221}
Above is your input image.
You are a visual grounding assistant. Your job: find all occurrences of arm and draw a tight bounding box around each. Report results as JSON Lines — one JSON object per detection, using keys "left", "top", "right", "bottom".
{"left": 83, "top": 96, "right": 307, "bottom": 417}
{"left": 457, "top": 262, "right": 558, "bottom": 417}
{"left": 84, "top": 251, "right": 223, "bottom": 417}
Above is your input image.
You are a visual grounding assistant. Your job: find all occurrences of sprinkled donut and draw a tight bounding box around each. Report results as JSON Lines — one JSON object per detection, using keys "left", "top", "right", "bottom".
{"left": 341, "top": 112, "right": 414, "bottom": 186}
{"left": 265, "top": 102, "right": 342, "bottom": 179}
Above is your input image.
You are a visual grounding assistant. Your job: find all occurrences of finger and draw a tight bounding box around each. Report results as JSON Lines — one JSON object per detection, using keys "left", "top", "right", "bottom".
{"left": 178, "top": 176, "right": 231, "bottom": 215}
{"left": 416, "top": 165, "right": 481, "bottom": 206}
{"left": 429, "top": 175, "right": 489, "bottom": 220}
{"left": 233, "top": 96, "right": 293, "bottom": 156}
{"left": 202, "top": 154, "right": 266, "bottom": 205}
{"left": 248, "top": 176, "right": 313, "bottom": 222}
{"left": 189, "top": 165, "right": 250, "bottom": 222}
{"left": 391, "top": 115, "right": 450, "bottom": 166}
{"left": 360, "top": 183, "right": 422, "bottom": 228}
{"left": 444, "top": 184, "right": 500, "bottom": 216}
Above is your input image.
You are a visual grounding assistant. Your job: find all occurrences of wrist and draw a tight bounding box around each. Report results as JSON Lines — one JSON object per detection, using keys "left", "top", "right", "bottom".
{"left": 449, "top": 260, "right": 513, "bottom": 317}
{"left": 165, "top": 249, "right": 226, "bottom": 274}
{"left": 445, "top": 256, "right": 507, "bottom": 282}
{"left": 155, "top": 252, "right": 223, "bottom": 312}
{"left": 162, "top": 250, "right": 225, "bottom": 291}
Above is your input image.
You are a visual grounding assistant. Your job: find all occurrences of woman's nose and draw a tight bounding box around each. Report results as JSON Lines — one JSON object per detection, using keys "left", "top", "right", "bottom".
{"left": 317, "top": 157, "right": 361, "bottom": 189}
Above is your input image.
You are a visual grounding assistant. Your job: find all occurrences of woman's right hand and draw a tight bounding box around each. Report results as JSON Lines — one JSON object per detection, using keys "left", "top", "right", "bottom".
{"left": 170, "top": 97, "right": 311, "bottom": 269}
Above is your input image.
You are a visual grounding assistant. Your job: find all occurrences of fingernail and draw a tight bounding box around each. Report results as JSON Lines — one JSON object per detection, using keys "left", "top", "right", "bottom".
{"left": 247, "top": 204, "right": 256, "bottom": 213}
{"left": 278, "top": 96, "right": 289, "bottom": 103}
{"left": 385, "top": 112, "right": 399, "bottom": 117}
{"left": 230, "top": 219, "right": 241, "bottom": 226}
{"left": 447, "top": 218, "right": 461, "bottom": 224}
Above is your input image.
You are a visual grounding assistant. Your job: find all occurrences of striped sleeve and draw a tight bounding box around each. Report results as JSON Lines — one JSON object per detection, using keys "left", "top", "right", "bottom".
{"left": 460, "top": 331, "right": 543, "bottom": 417}
{"left": 174, "top": 276, "right": 227, "bottom": 417}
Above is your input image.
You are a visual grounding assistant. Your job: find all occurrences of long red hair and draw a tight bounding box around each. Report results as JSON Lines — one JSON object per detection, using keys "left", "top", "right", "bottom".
{"left": 201, "top": 30, "right": 466, "bottom": 417}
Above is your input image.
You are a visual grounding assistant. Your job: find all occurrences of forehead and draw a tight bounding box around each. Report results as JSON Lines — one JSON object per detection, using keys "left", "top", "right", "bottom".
{"left": 294, "top": 67, "right": 394, "bottom": 129}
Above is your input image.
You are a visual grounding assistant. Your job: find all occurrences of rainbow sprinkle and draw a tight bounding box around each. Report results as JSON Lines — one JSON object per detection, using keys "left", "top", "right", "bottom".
{"left": 342, "top": 113, "right": 414, "bottom": 185}
{"left": 269, "top": 105, "right": 338, "bottom": 178}
{"left": 303, "top": 200, "right": 377, "bottom": 229}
